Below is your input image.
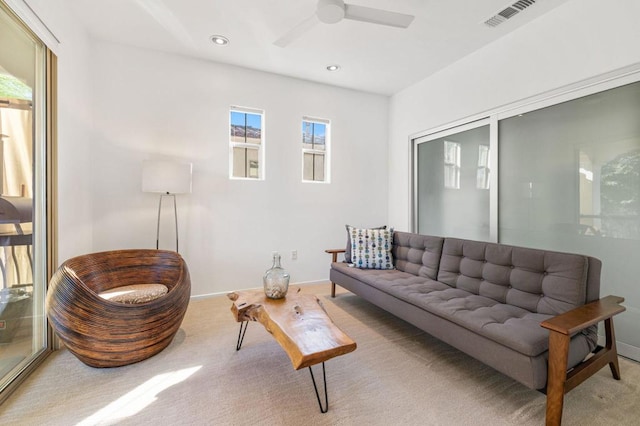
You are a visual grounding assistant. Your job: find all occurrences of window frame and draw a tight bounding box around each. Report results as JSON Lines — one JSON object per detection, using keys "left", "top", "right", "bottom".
{"left": 301, "top": 116, "right": 330, "bottom": 183}
{"left": 229, "top": 106, "right": 265, "bottom": 180}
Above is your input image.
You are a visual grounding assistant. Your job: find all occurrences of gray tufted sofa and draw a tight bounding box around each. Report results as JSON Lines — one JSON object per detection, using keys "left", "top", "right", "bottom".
{"left": 327, "top": 231, "right": 625, "bottom": 425}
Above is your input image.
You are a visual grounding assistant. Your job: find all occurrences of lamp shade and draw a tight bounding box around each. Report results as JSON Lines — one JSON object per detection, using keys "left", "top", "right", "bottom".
{"left": 142, "top": 160, "right": 193, "bottom": 194}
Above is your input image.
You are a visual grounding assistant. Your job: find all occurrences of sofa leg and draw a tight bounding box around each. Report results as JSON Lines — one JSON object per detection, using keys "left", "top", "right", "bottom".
{"left": 605, "top": 317, "right": 621, "bottom": 380}
{"left": 324, "top": 249, "right": 344, "bottom": 298}
{"left": 546, "top": 331, "right": 569, "bottom": 426}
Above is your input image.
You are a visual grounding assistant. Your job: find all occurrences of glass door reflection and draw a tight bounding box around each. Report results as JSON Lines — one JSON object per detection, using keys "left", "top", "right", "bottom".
{"left": 0, "top": 1, "right": 49, "bottom": 395}
{"left": 415, "top": 122, "right": 492, "bottom": 241}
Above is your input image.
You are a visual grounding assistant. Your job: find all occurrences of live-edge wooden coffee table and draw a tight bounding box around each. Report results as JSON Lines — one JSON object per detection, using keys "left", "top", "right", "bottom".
{"left": 228, "top": 289, "right": 357, "bottom": 413}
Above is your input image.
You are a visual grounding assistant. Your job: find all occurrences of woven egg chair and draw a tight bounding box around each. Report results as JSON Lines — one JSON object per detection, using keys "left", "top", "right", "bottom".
{"left": 46, "top": 249, "right": 191, "bottom": 368}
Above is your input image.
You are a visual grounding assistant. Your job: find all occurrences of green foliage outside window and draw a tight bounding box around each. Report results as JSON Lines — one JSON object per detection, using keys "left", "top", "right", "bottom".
{"left": 0, "top": 73, "right": 32, "bottom": 100}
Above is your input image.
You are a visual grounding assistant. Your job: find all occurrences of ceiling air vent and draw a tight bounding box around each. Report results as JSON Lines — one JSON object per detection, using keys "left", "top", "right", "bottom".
{"left": 484, "top": 0, "right": 537, "bottom": 27}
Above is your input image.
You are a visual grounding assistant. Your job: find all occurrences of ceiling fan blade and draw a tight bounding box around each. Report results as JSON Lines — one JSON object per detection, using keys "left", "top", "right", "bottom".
{"left": 274, "top": 14, "right": 320, "bottom": 48}
{"left": 344, "top": 4, "right": 414, "bottom": 28}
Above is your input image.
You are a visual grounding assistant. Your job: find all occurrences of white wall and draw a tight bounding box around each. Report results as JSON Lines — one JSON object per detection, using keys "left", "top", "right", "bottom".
{"left": 389, "top": 0, "right": 640, "bottom": 230}
{"left": 89, "top": 41, "right": 389, "bottom": 296}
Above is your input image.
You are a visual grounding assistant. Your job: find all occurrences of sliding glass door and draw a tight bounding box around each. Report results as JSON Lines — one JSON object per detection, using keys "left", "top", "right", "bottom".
{"left": 499, "top": 81, "right": 640, "bottom": 356}
{"left": 414, "top": 120, "right": 494, "bottom": 241}
{"left": 0, "top": 1, "right": 55, "bottom": 401}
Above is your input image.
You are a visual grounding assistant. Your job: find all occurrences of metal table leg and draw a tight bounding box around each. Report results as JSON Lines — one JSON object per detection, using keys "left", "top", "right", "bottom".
{"left": 236, "top": 321, "right": 249, "bottom": 351}
{"left": 308, "top": 362, "right": 329, "bottom": 413}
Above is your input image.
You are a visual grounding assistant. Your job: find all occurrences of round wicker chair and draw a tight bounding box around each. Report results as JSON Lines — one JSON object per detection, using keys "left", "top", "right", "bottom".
{"left": 46, "top": 249, "right": 191, "bottom": 367}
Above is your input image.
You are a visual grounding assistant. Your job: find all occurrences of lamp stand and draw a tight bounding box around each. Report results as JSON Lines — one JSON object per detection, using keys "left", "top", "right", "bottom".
{"left": 156, "top": 193, "right": 179, "bottom": 252}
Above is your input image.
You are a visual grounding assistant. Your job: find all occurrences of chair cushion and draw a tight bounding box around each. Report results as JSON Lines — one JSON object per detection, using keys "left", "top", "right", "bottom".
{"left": 98, "top": 284, "right": 168, "bottom": 304}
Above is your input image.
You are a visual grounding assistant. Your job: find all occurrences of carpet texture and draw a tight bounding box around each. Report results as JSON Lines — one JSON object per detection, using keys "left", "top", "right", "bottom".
{"left": 1, "top": 283, "right": 638, "bottom": 425}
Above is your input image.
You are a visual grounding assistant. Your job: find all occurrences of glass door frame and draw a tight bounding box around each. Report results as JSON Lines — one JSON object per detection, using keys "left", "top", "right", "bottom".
{"left": 0, "top": 0, "right": 57, "bottom": 404}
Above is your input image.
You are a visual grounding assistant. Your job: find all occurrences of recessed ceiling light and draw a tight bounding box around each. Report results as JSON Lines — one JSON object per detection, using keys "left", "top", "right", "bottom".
{"left": 210, "top": 35, "right": 229, "bottom": 46}
{"left": 326, "top": 64, "right": 340, "bottom": 72}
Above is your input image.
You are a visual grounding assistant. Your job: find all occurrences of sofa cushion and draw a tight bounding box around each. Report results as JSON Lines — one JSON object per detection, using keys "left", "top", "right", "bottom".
{"left": 332, "top": 261, "right": 431, "bottom": 291}
{"left": 392, "top": 231, "right": 444, "bottom": 279}
{"left": 437, "top": 238, "right": 589, "bottom": 316}
{"left": 402, "top": 288, "right": 554, "bottom": 357}
{"left": 342, "top": 268, "right": 555, "bottom": 357}
{"left": 348, "top": 226, "right": 394, "bottom": 269}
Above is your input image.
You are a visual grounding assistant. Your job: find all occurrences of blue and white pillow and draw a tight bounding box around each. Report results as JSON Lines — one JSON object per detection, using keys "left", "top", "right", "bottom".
{"left": 344, "top": 224, "right": 387, "bottom": 263}
{"left": 347, "top": 226, "right": 394, "bottom": 270}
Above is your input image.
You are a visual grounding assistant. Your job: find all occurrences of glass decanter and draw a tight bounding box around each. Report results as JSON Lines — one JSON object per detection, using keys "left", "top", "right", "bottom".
{"left": 263, "top": 253, "right": 290, "bottom": 299}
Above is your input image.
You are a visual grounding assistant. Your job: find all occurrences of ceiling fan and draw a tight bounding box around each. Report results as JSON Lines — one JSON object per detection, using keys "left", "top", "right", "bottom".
{"left": 274, "top": 0, "right": 415, "bottom": 47}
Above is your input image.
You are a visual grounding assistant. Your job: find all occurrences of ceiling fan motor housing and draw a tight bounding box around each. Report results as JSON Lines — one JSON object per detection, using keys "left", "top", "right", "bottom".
{"left": 317, "top": 0, "right": 346, "bottom": 24}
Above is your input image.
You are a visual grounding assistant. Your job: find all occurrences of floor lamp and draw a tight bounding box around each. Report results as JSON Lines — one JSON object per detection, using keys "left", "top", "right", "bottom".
{"left": 142, "top": 160, "right": 192, "bottom": 252}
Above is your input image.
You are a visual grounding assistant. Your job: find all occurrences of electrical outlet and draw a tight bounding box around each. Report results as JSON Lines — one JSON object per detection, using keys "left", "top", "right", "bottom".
{"left": 291, "top": 250, "right": 297, "bottom": 260}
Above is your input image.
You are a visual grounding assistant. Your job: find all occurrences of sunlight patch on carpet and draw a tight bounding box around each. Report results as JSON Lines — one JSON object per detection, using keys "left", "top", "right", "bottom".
{"left": 76, "top": 366, "right": 202, "bottom": 426}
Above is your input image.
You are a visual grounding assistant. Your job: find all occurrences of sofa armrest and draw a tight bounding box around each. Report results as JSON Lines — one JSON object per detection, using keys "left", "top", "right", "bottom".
{"left": 540, "top": 295, "right": 625, "bottom": 335}
{"left": 541, "top": 295, "right": 625, "bottom": 426}
{"left": 324, "top": 249, "right": 346, "bottom": 263}
{"left": 325, "top": 249, "right": 346, "bottom": 298}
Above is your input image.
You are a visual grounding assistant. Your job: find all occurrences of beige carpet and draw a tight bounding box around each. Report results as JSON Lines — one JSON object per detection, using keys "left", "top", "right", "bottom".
{"left": 1, "top": 283, "right": 638, "bottom": 425}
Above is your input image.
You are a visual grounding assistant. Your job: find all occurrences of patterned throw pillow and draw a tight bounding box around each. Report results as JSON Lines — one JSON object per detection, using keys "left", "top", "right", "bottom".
{"left": 344, "top": 224, "right": 387, "bottom": 263}
{"left": 348, "top": 226, "right": 394, "bottom": 269}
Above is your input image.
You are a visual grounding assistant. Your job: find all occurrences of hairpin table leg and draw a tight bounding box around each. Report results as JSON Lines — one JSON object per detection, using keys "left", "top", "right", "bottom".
{"left": 236, "top": 321, "right": 249, "bottom": 351}
{"left": 308, "top": 362, "right": 328, "bottom": 413}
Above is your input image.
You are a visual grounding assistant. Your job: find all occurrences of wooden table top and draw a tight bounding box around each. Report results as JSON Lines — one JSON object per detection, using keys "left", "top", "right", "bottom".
{"left": 228, "top": 289, "right": 357, "bottom": 370}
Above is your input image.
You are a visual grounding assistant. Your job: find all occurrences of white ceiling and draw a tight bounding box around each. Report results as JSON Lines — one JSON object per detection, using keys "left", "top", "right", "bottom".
{"left": 67, "top": 0, "right": 569, "bottom": 96}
